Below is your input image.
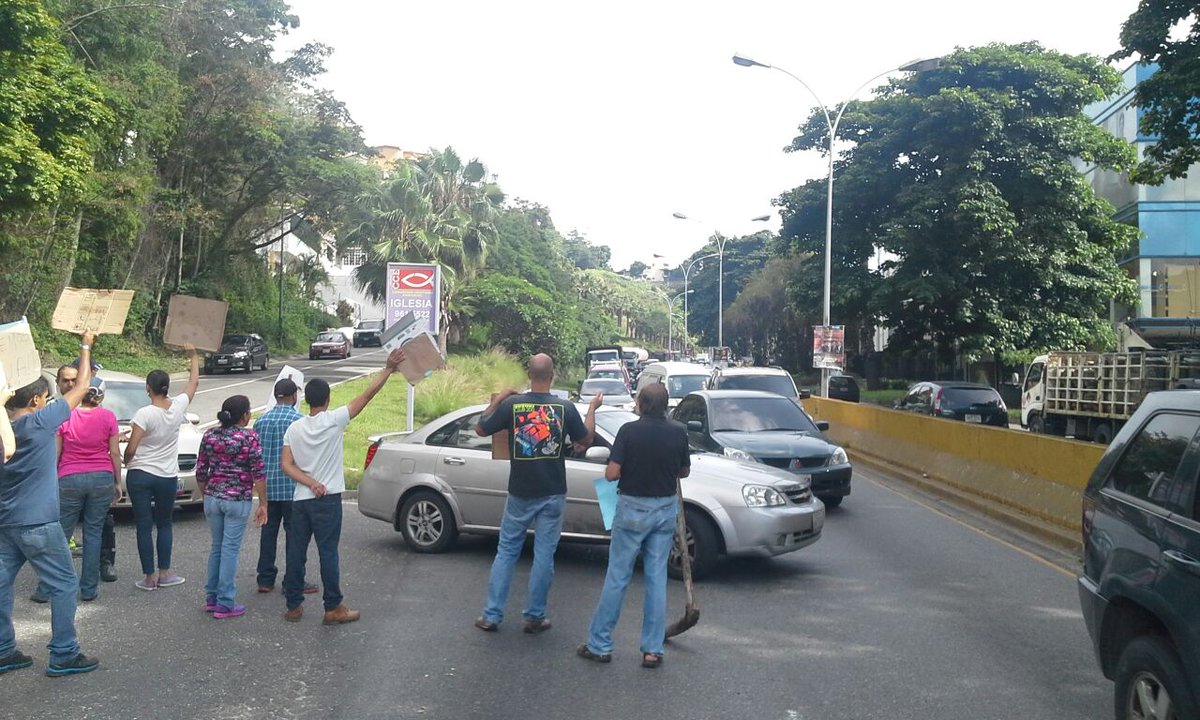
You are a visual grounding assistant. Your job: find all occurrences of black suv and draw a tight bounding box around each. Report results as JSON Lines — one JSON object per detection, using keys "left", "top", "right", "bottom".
{"left": 1079, "top": 391, "right": 1199, "bottom": 719}
{"left": 203, "top": 334, "right": 268, "bottom": 374}
{"left": 354, "top": 319, "right": 384, "bottom": 347}
{"left": 893, "top": 381, "right": 1008, "bottom": 427}
{"left": 827, "top": 375, "right": 860, "bottom": 403}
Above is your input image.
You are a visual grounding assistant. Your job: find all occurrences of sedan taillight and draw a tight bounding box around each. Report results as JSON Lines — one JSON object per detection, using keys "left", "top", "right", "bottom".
{"left": 364, "top": 440, "right": 381, "bottom": 470}
{"left": 933, "top": 388, "right": 944, "bottom": 413}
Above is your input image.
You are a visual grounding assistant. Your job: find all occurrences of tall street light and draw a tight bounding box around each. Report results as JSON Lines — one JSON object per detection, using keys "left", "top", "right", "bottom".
{"left": 681, "top": 252, "right": 718, "bottom": 356}
{"left": 656, "top": 288, "right": 692, "bottom": 355}
{"left": 673, "top": 213, "right": 771, "bottom": 353}
{"left": 732, "top": 53, "right": 940, "bottom": 395}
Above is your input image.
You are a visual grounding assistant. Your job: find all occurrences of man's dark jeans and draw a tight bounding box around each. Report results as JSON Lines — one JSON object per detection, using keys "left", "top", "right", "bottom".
{"left": 256, "top": 500, "right": 293, "bottom": 588}
{"left": 283, "top": 494, "right": 342, "bottom": 611}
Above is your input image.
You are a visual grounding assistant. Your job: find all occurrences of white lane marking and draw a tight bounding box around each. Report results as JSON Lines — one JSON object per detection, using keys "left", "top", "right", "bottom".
{"left": 195, "top": 349, "right": 384, "bottom": 396}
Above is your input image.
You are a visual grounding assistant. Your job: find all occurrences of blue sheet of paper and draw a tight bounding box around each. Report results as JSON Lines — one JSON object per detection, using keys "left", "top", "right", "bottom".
{"left": 593, "top": 477, "right": 618, "bottom": 531}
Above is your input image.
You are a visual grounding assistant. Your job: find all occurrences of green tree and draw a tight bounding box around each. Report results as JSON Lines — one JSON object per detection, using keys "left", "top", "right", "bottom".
{"left": 1113, "top": 0, "right": 1200, "bottom": 183}
{"left": 778, "top": 43, "right": 1138, "bottom": 367}
{"left": 682, "top": 231, "right": 775, "bottom": 349}
{"left": 726, "top": 254, "right": 812, "bottom": 366}
{"left": 460, "top": 274, "right": 579, "bottom": 362}
{"left": 625, "top": 260, "right": 648, "bottom": 278}
{"left": 562, "top": 230, "right": 611, "bottom": 270}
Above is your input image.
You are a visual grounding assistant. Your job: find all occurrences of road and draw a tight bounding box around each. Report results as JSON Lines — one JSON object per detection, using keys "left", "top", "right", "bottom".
{"left": 182, "top": 348, "right": 389, "bottom": 423}
{"left": 3, "top": 464, "right": 1110, "bottom": 720}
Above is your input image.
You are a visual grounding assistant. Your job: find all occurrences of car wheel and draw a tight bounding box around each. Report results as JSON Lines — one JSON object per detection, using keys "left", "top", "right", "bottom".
{"left": 1114, "top": 635, "right": 1197, "bottom": 720}
{"left": 1093, "top": 423, "right": 1114, "bottom": 446}
{"left": 399, "top": 491, "right": 458, "bottom": 553}
{"left": 1029, "top": 413, "right": 1044, "bottom": 434}
{"left": 820, "top": 495, "right": 843, "bottom": 509}
{"left": 260, "top": 354, "right": 269, "bottom": 371}
{"left": 668, "top": 507, "right": 718, "bottom": 581}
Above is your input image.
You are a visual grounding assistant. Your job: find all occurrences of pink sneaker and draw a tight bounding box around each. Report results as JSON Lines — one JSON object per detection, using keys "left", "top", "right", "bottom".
{"left": 212, "top": 604, "right": 245, "bottom": 619}
{"left": 204, "top": 598, "right": 218, "bottom": 613}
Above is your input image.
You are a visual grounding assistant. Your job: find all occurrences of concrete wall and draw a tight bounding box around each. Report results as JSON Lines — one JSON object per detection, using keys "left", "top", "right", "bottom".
{"left": 805, "top": 398, "right": 1105, "bottom": 532}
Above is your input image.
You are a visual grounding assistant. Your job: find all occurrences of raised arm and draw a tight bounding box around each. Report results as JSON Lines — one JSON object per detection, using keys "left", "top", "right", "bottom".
{"left": 181, "top": 344, "right": 200, "bottom": 401}
{"left": 347, "top": 347, "right": 406, "bottom": 419}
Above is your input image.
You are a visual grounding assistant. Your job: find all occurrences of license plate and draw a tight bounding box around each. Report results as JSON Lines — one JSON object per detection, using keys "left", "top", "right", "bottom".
{"left": 966, "top": 414, "right": 982, "bottom": 423}
{"left": 217, "top": 358, "right": 229, "bottom": 365}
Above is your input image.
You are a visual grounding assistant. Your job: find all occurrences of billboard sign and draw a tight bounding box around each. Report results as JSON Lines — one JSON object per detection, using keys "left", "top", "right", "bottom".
{"left": 813, "top": 325, "right": 846, "bottom": 371}
{"left": 385, "top": 263, "right": 441, "bottom": 336}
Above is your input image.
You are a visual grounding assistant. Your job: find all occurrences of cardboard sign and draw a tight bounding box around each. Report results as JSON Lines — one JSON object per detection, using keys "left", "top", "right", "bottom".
{"left": 0, "top": 318, "right": 42, "bottom": 390}
{"left": 264, "top": 364, "right": 305, "bottom": 411}
{"left": 381, "top": 311, "right": 425, "bottom": 354}
{"left": 490, "top": 392, "right": 511, "bottom": 460}
{"left": 395, "top": 332, "right": 444, "bottom": 385}
{"left": 162, "top": 294, "right": 228, "bottom": 353}
{"left": 52, "top": 288, "right": 135, "bottom": 335}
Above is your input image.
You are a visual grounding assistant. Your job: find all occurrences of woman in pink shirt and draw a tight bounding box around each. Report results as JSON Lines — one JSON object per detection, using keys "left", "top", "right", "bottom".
{"left": 34, "top": 379, "right": 121, "bottom": 602}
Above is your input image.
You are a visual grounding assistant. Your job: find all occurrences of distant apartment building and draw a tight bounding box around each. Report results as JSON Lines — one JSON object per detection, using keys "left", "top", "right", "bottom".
{"left": 1082, "top": 63, "right": 1200, "bottom": 346}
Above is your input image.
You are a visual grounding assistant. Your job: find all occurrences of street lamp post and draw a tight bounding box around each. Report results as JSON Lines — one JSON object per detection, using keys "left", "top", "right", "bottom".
{"left": 682, "top": 252, "right": 718, "bottom": 356}
{"left": 732, "top": 53, "right": 940, "bottom": 396}
{"left": 673, "top": 213, "right": 771, "bottom": 357}
{"left": 658, "top": 289, "right": 692, "bottom": 356}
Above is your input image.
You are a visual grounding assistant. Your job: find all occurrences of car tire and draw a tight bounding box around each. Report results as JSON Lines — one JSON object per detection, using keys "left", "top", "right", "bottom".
{"left": 399, "top": 491, "right": 458, "bottom": 553}
{"left": 1093, "top": 423, "right": 1114, "bottom": 446}
{"left": 1029, "top": 413, "right": 1044, "bottom": 434}
{"left": 668, "top": 507, "right": 718, "bottom": 581}
{"left": 260, "top": 354, "right": 269, "bottom": 371}
{"left": 820, "top": 495, "right": 843, "bottom": 509}
{"left": 1114, "top": 635, "right": 1197, "bottom": 720}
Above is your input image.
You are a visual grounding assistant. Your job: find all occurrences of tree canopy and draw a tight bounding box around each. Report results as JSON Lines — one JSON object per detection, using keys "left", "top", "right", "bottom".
{"left": 1113, "top": 0, "right": 1200, "bottom": 183}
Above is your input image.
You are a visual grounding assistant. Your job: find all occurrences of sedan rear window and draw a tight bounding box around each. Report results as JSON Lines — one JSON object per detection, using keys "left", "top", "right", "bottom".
{"left": 316, "top": 333, "right": 344, "bottom": 342}
{"left": 358, "top": 321, "right": 383, "bottom": 330}
{"left": 666, "top": 375, "right": 707, "bottom": 397}
{"left": 221, "top": 335, "right": 252, "bottom": 346}
{"left": 710, "top": 397, "right": 818, "bottom": 433}
{"left": 581, "top": 379, "right": 627, "bottom": 395}
{"left": 942, "top": 388, "right": 1003, "bottom": 407}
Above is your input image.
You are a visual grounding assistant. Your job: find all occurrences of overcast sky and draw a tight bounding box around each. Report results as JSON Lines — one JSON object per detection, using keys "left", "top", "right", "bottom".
{"left": 280, "top": 0, "right": 1141, "bottom": 270}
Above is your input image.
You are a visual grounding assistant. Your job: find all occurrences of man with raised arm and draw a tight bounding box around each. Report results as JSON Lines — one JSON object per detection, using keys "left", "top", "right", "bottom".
{"left": 280, "top": 347, "right": 406, "bottom": 625}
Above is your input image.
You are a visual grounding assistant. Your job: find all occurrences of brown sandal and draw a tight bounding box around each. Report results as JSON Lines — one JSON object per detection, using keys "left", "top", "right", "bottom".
{"left": 642, "top": 652, "right": 663, "bottom": 668}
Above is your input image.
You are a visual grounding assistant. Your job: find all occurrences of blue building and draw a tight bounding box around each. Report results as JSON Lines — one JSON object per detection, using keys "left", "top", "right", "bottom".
{"left": 1083, "top": 63, "right": 1200, "bottom": 346}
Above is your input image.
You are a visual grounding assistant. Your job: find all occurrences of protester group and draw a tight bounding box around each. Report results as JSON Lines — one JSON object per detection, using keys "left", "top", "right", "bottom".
{"left": 1, "top": 331, "right": 690, "bottom": 678}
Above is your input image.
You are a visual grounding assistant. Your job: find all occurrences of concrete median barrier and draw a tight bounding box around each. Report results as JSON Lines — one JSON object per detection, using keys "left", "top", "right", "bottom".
{"left": 805, "top": 397, "right": 1104, "bottom": 540}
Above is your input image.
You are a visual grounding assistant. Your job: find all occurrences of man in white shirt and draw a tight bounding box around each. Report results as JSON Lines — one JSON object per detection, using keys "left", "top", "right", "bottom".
{"left": 280, "top": 347, "right": 406, "bottom": 625}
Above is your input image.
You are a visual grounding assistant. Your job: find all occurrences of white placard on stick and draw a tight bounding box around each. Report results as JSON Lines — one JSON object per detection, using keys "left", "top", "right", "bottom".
{"left": 162, "top": 294, "right": 228, "bottom": 353}
{"left": 0, "top": 318, "right": 42, "bottom": 390}
{"left": 52, "top": 288, "right": 135, "bottom": 335}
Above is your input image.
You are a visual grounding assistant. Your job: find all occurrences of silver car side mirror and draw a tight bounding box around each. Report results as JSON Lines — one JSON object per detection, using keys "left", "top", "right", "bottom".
{"left": 585, "top": 446, "right": 610, "bottom": 462}
{"left": 186, "top": 412, "right": 200, "bottom": 426}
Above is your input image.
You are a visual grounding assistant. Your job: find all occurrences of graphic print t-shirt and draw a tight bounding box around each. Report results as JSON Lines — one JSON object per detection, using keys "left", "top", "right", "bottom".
{"left": 479, "top": 392, "right": 587, "bottom": 497}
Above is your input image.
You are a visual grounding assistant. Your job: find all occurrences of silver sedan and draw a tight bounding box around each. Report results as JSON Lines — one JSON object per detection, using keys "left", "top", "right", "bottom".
{"left": 357, "top": 404, "right": 825, "bottom": 579}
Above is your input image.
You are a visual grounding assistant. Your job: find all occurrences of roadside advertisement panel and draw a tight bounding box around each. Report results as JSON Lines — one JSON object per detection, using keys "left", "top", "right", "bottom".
{"left": 813, "top": 325, "right": 845, "bottom": 371}
{"left": 385, "top": 263, "right": 441, "bottom": 336}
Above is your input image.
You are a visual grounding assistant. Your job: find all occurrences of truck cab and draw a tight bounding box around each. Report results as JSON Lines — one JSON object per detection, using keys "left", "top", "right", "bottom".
{"left": 1021, "top": 355, "right": 1047, "bottom": 432}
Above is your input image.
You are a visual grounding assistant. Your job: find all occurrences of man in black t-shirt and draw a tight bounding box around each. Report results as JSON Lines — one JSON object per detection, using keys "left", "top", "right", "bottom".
{"left": 473, "top": 354, "right": 601, "bottom": 634}
{"left": 578, "top": 382, "right": 689, "bottom": 668}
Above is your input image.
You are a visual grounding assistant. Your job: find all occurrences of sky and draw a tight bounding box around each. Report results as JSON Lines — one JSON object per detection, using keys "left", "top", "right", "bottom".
{"left": 279, "top": 0, "right": 1142, "bottom": 270}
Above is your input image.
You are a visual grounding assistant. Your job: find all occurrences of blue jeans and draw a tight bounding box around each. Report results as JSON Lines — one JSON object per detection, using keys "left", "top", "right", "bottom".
{"left": 0, "top": 523, "right": 81, "bottom": 664}
{"left": 256, "top": 500, "right": 292, "bottom": 587}
{"left": 586, "top": 494, "right": 679, "bottom": 656}
{"left": 204, "top": 496, "right": 252, "bottom": 608}
{"left": 37, "top": 472, "right": 115, "bottom": 599}
{"left": 481, "top": 494, "right": 565, "bottom": 624}
{"left": 126, "top": 469, "right": 176, "bottom": 576}
{"left": 283, "top": 494, "right": 342, "bottom": 611}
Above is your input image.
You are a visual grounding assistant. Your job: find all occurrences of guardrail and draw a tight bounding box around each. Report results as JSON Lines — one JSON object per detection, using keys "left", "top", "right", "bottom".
{"left": 804, "top": 397, "right": 1104, "bottom": 539}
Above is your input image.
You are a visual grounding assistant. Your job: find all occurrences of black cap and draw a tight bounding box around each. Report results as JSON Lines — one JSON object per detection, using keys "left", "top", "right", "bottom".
{"left": 274, "top": 378, "right": 299, "bottom": 398}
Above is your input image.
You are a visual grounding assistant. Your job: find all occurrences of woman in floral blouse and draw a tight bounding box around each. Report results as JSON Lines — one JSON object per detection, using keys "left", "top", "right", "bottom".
{"left": 195, "top": 395, "right": 267, "bottom": 618}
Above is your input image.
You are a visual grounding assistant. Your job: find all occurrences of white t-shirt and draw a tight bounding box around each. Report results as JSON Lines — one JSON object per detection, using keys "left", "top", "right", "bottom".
{"left": 127, "top": 395, "right": 191, "bottom": 477}
{"left": 284, "top": 406, "right": 351, "bottom": 500}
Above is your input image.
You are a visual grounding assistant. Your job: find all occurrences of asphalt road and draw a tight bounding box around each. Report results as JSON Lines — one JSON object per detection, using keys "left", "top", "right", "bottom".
{"left": 185, "top": 348, "right": 389, "bottom": 423}
{"left": 4, "top": 463, "right": 1110, "bottom": 720}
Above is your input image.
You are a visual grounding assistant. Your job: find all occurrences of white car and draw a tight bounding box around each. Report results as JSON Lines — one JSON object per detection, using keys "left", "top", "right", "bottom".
{"left": 357, "top": 404, "right": 825, "bottom": 579}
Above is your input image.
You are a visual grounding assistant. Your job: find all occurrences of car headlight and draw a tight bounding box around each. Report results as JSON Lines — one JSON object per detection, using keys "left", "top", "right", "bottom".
{"left": 233, "top": 351, "right": 248, "bottom": 358}
{"left": 723, "top": 447, "right": 756, "bottom": 462}
{"left": 827, "top": 447, "right": 848, "bottom": 466}
{"left": 742, "top": 485, "right": 786, "bottom": 507}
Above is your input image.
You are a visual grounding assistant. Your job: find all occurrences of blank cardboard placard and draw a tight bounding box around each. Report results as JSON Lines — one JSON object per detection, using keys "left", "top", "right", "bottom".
{"left": 0, "top": 318, "right": 42, "bottom": 390}
{"left": 396, "top": 332, "right": 444, "bottom": 385}
{"left": 51, "top": 288, "right": 135, "bottom": 335}
{"left": 163, "top": 294, "right": 228, "bottom": 352}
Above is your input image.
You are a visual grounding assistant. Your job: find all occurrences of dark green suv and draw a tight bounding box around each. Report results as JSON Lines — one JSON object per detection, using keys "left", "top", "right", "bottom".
{"left": 1078, "top": 391, "right": 1200, "bottom": 719}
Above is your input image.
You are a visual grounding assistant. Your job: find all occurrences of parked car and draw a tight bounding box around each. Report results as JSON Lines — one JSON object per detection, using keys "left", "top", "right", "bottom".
{"left": 673, "top": 389, "right": 852, "bottom": 508}
{"left": 893, "top": 381, "right": 1007, "bottom": 427}
{"left": 1078, "top": 391, "right": 1200, "bottom": 720}
{"left": 309, "top": 331, "right": 352, "bottom": 360}
{"left": 635, "top": 361, "right": 711, "bottom": 409}
{"left": 357, "top": 404, "right": 825, "bottom": 579}
{"left": 827, "top": 375, "right": 861, "bottom": 403}
{"left": 708, "top": 365, "right": 810, "bottom": 400}
{"left": 75, "top": 372, "right": 204, "bottom": 509}
{"left": 576, "top": 378, "right": 632, "bottom": 407}
{"left": 203, "top": 334, "right": 268, "bottom": 374}
{"left": 353, "top": 319, "right": 384, "bottom": 347}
